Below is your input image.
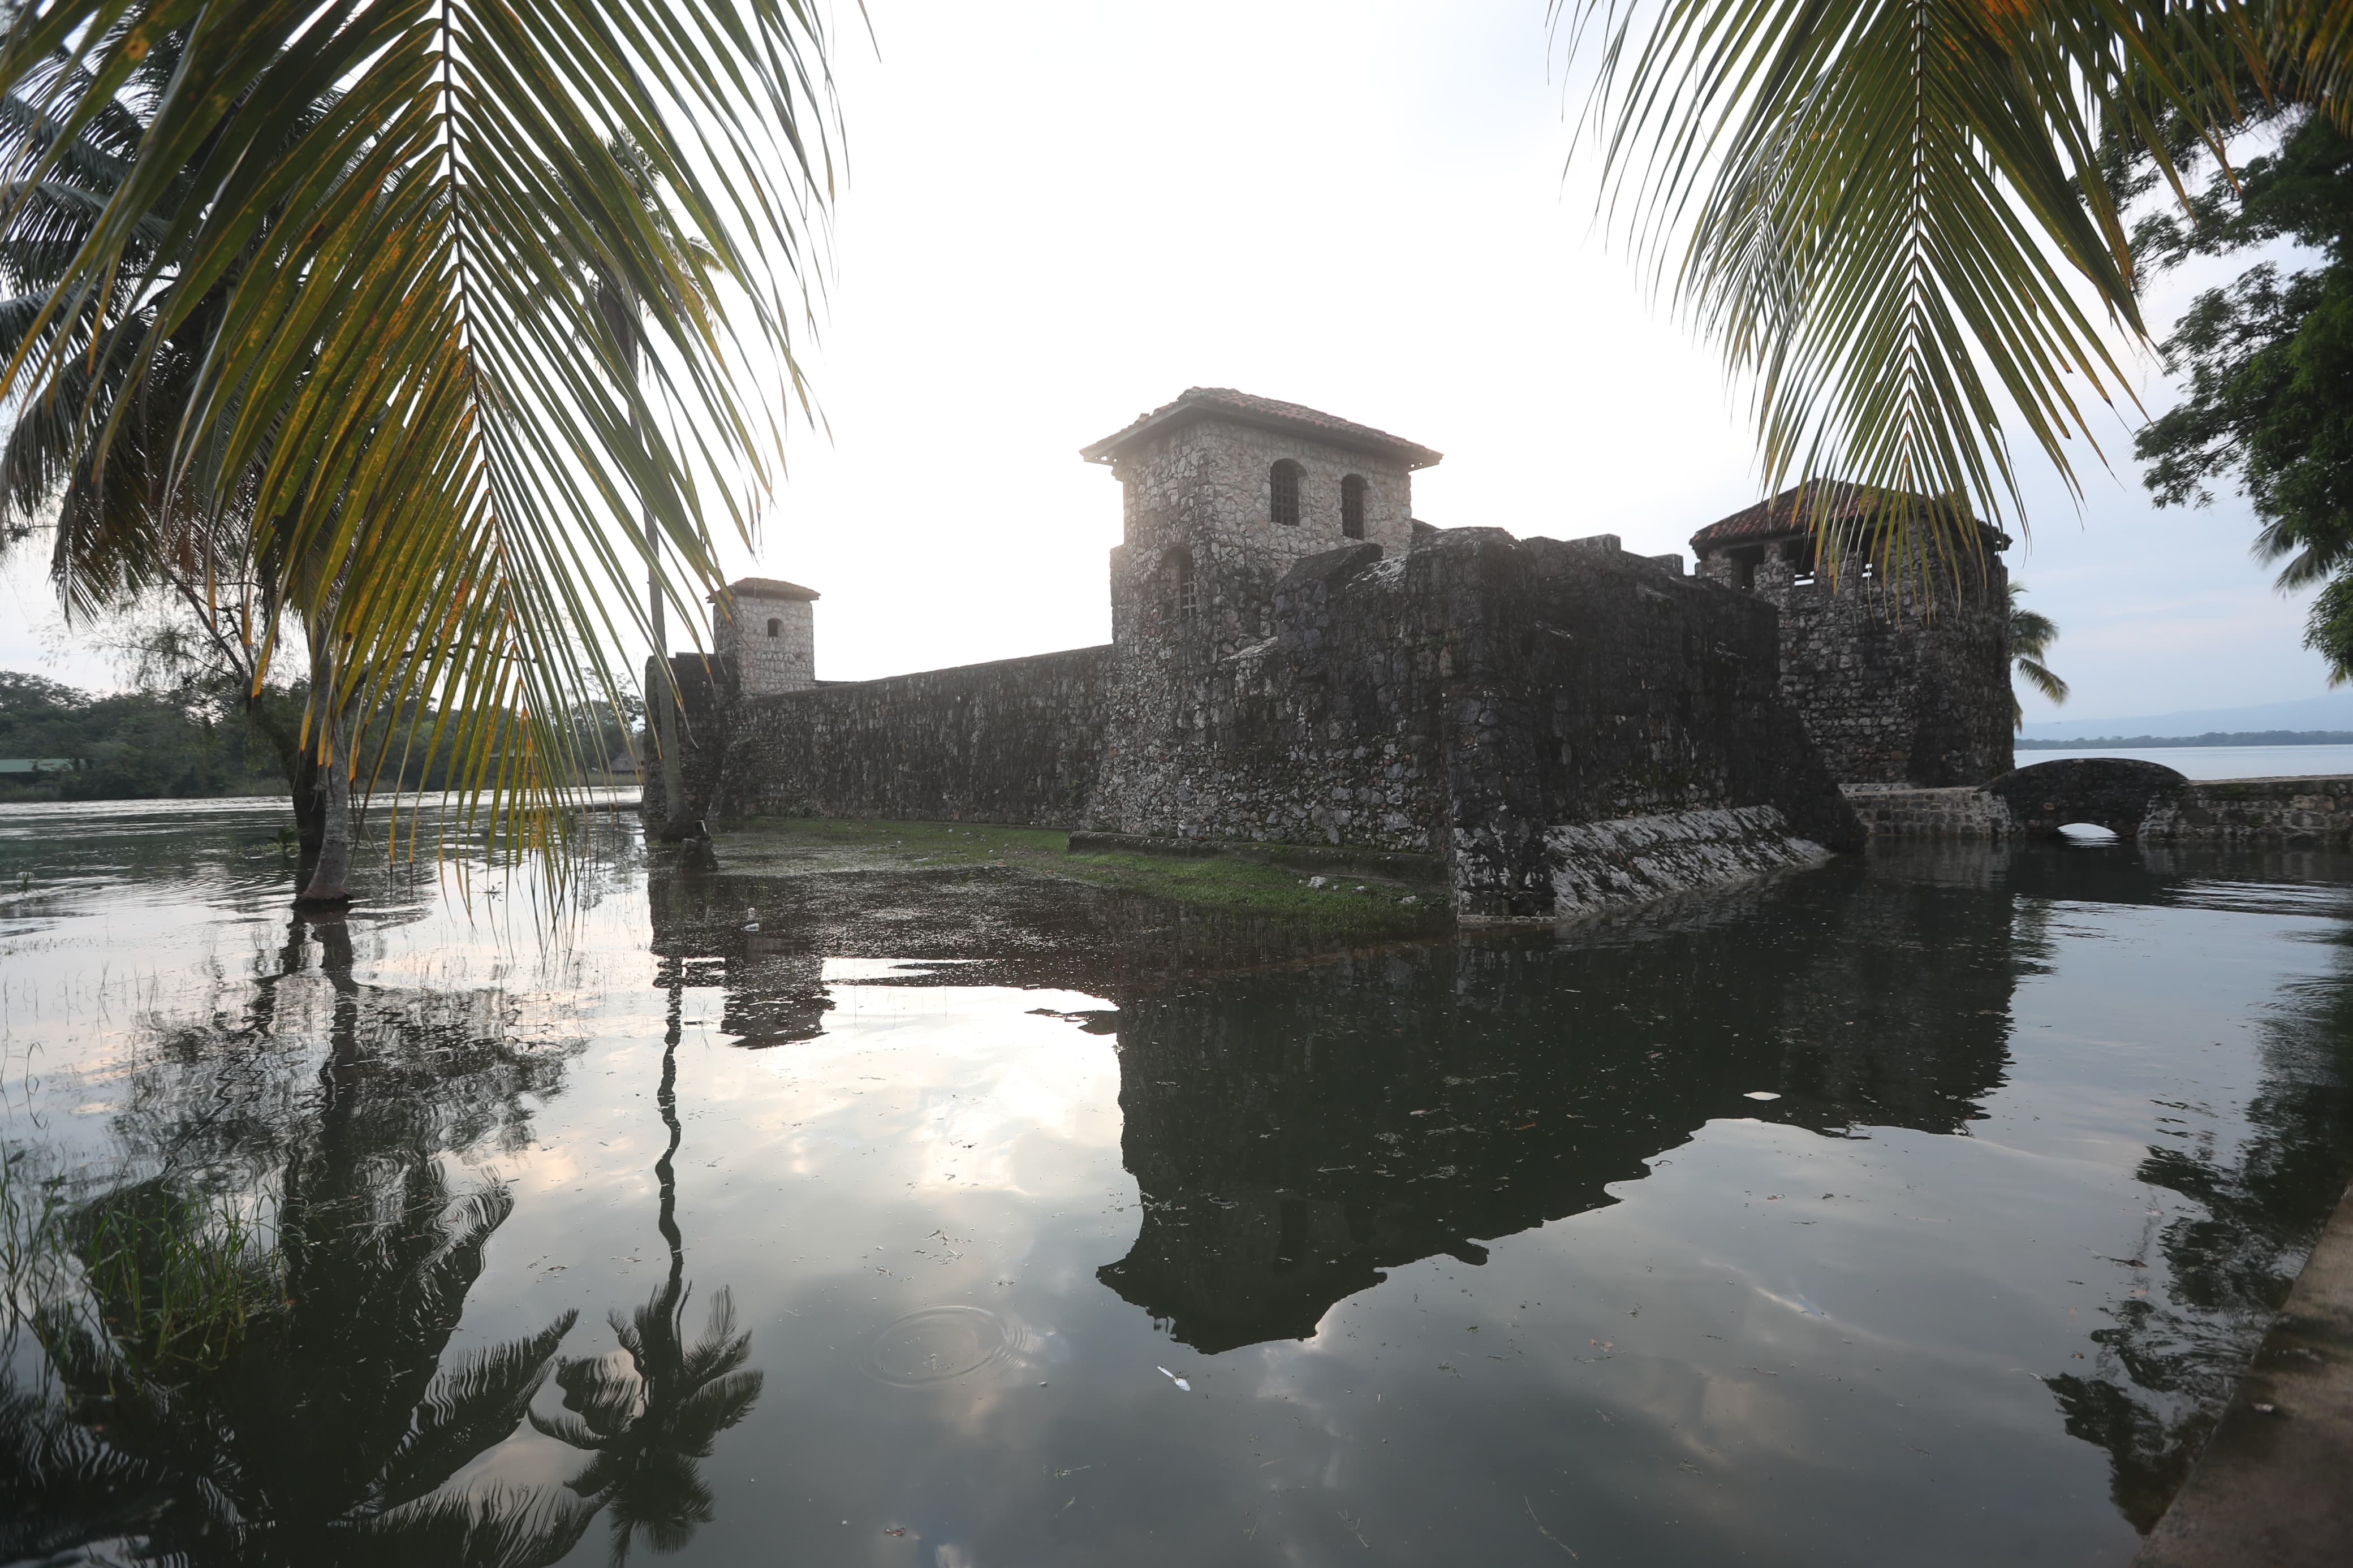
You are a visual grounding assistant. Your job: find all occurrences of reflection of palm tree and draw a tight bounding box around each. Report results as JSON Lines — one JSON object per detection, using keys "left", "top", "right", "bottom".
{"left": 536, "top": 983, "right": 762, "bottom": 1563}
{"left": 2009, "top": 582, "right": 2070, "bottom": 729}
{"left": 5, "top": 914, "right": 594, "bottom": 1565}
{"left": 31, "top": 1173, "right": 591, "bottom": 1566}
{"left": 535, "top": 1286, "right": 761, "bottom": 1562}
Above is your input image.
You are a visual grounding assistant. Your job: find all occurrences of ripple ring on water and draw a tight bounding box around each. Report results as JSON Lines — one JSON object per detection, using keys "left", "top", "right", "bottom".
{"left": 864, "top": 1305, "right": 1015, "bottom": 1388}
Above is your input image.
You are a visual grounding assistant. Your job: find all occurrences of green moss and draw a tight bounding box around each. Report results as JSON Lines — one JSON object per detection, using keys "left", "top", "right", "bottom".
{"left": 707, "top": 815, "right": 1449, "bottom": 934}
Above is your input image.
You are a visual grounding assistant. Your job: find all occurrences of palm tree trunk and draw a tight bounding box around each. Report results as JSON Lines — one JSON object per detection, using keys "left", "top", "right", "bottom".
{"left": 626, "top": 335, "right": 696, "bottom": 841}
{"left": 648, "top": 510, "right": 694, "bottom": 839}
{"left": 298, "top": 642, "right": 354, "bottom": 908}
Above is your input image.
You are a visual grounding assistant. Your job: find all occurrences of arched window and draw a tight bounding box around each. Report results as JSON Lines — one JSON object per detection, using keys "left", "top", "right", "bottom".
{"left": 1340, "top": 474, "right": 1367, "bottom": 539}
{"left": 1165, "top": 546, "right": 1200, "bottom": 621}
{"left": 1269, "top": 459, "right": 1303, "bottom": 528}
{"left": 765, "top": 617, "right": 782, "bottom": 638}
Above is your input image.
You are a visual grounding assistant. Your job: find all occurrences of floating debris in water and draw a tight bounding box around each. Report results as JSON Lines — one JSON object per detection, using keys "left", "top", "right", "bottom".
{"left": 1156, "top": 1365, "right": 1191, "bottom": 1391}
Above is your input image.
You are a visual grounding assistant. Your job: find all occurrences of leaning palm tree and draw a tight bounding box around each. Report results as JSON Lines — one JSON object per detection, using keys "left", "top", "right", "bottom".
{"left": 2009, "top": 581, "right": 2070, "bottom": 728}
{"left": 1559, "top": 1, "right": 2353, "bottom": 564}
{"left": 0, "top": 0, "right": 839, "bottom": 870}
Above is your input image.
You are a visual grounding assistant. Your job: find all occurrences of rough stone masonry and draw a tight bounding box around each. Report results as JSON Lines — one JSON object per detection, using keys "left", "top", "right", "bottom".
{"left": 649, "top": 387, "right": 1996, "bottom": 918}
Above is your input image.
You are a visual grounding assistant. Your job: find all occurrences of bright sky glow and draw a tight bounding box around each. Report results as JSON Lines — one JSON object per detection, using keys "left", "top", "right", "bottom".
{"left": 0, "top": 0, "right": 2329, "bottom": 724}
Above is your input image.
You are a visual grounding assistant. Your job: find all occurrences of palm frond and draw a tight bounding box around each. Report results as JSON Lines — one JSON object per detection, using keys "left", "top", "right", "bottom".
{"left": 341, "top": 1480, "right": 599, "bottom": 1568}
{"left": 0, "top": 0, "right": 842, "bottom": 858}
{"left": 2006, "top": 579, "right": 2068, "bottom": 723}
{"left": 378, "top": 1310, "right": 580, "bottom": 1509}
{"left": 2017, "top": 655, "right": 2071, "bottom": 704}
{"left": 1559, "top": 0, "right": 2263, "bottom": 559}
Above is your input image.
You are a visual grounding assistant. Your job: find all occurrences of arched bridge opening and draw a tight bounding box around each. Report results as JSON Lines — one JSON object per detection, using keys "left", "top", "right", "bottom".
{"left": 1984, "top": 758, "right": 2190, "bottom": 840}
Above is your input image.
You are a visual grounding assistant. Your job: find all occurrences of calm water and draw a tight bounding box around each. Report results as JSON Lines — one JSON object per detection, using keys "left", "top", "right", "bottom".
{"left": 3, "top": 802, "right": 2352, "bottom": 1566}
{"left": 2019, "top": 742, "right": 2353, "bottom": 779}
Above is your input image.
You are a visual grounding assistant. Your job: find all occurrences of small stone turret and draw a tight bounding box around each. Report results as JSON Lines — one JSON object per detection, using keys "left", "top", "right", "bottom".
{"left": 1081, "top": 387, "right": 1442, "bottom": 663}
{"left": 1691, "top": 482, "right": 2011, "bottom": 788}
{"left": 710, "top": 576, "right": 819, "bottom": 696}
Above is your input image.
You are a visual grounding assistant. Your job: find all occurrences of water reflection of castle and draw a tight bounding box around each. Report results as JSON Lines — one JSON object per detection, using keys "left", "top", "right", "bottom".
{"left": 1096, "top": 861, "right": 2021, "bottom": 1351}
{"left": 647, "top": 849, "right": 2024, "bottom": 1353}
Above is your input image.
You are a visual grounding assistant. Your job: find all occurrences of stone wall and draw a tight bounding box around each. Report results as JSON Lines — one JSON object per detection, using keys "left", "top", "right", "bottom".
{"left": 1764, "top": 556, "right": 2011, "bottom": 786}
{"left": 2144, "top": 775, "right": 2353, "bottom": 845}
{"left": 1700, "top": 544, "right": 2012, "bottom": 787}
{"left": 1841, "top": 784, "right": 2015, "bottom": 838}
{"left": 658, "top": 529, "right": 1862, "bottom": 919}
{"left": 650, "top": 645, "right": 1113, "bottom": 828}
{"left": 1093, "top": 528, "right": 1864, "bottom": 917}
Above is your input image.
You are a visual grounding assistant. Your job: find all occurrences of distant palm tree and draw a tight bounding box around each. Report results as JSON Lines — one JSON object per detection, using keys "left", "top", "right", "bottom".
{"left": 2010, "top": 582, "right": 2070, "bottom": 730}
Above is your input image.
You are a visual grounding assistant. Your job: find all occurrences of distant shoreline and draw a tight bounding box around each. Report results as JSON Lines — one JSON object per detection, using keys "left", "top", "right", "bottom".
{"left": 2016, "top": 731, "right": 2353, "bottom": 749}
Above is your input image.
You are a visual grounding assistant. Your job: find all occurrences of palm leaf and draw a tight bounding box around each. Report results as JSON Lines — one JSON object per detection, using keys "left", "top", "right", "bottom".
{"left": 341, "top": 1480, "right": 600, "bottom": 1568}
{"left": 2016, "top": 655, "right": 2071, "bottom": 704}
{"left": 378, "top": 1310, "right": 580, "bottom": 1509}
{"left": 0, "top": 0, "right": 842, "bottom": 862}
{"left": 1559, "top": 0, "right": 2276, "bottom": 561}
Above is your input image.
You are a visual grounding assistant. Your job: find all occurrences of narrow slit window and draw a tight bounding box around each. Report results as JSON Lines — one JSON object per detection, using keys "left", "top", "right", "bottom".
{"left": 766, "top": 617, "right": 782, "bottom": 637}
{"left": 1166, "top": 547, "right": 1200, "bottom": 621}
{"left": 1269, "top": 459, "right": 1303, "bottom": 528}
{"left": 1340, "top": 474, "right": 1367, "bottom": 539}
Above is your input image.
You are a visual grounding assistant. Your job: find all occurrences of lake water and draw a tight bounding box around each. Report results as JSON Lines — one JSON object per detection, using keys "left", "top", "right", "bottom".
{"left": 4, "top": 802, "right": 2352, "bottom": 1566}
{"left": 2016, "top": 743, "right": 2353, "bottom": 779}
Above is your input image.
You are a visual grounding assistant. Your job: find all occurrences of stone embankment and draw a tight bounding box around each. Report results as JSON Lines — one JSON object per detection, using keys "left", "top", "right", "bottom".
{"left": 2134, "top": 1179, "right": 2353, "bottom": 1568}
{"left": 1844, "top": 758, "right": 2353, "bottom": 846}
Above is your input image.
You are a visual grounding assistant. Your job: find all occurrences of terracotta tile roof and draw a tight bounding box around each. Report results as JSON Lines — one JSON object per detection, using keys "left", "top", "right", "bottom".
{"left": 710, "top": 576, "right": 820, "bottom": 603}
{"left": 1689, "top": 481, "right": 2008, "bottom": 553}
{"left": 1080, "top": 387, "right": 1443, "bottom": 469}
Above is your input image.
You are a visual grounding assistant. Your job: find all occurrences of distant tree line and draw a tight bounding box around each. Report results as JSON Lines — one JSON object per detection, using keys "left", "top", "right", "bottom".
{"left": 0, "top": 669, "right": 639, "bottom": 804}
{"left": 2016, "top": 731, "right": 2353, "bottom": 750}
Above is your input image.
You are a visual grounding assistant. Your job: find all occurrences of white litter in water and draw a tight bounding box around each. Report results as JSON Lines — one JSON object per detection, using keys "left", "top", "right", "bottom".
{"left": 1743, "top": 1091, "right": 1782, "bottom": 1101}
{"left": 1174, "top": 1376, "right": 1191, "bottom": 1391}
{"left": 1156, "top": 1366, "right": 1191, "bottom": 1390}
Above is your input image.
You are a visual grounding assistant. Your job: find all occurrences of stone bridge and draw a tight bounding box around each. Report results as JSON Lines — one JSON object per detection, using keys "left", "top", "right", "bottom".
{"left": 1984, "top": 758, "right": 2190, "bottom": 837}
{"left": 1843, "top": 759, "right": 2353, "bottom": 845}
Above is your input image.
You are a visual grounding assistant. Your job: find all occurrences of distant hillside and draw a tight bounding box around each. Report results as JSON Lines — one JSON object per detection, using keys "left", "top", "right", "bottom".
{"left": 2016, "top": 730, "right": 2353, "bottom": 749}
{"left": 2020, "top": 693, "right": 2353, "bottom": 741}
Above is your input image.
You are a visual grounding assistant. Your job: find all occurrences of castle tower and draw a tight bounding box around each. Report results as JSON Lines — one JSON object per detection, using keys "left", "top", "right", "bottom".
{"left": 1081, "top": 387, "right": 1442, "bottom": 661}
{"left": 1690, "top": 482, "right": 2012, "bottom": 787}
{"left": 709, "top": 576, "right": 819, "bottom": 696}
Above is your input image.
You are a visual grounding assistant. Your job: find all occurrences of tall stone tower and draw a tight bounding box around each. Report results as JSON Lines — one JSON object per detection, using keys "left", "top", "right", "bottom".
{"left": 1081, "top": 387, "right": 1442, "bottom": 662}
{"left": 709, "top": 576, "right": 819, "bottom": 696}
{"left": 1690, "top": 483, "right": 2012, "bottom": 787}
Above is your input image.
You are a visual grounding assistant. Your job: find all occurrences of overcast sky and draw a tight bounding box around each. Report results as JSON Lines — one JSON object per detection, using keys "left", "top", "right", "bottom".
{"left": 0, "top": 0, "right": 2327, "bottom": 724}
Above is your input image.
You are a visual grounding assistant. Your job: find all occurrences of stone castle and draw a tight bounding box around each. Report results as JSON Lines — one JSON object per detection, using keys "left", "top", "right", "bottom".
{"left": 654, "top": 387, "right": 2023, "bottom": 916}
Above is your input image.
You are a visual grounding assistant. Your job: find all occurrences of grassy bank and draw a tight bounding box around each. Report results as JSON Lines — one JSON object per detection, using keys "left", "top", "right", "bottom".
{"left": 709, "top": 816, "right": 1450, "bottom": 936}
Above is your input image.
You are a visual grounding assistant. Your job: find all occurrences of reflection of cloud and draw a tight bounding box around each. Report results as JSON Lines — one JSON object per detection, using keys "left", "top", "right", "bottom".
{"left": 741, "top": 986, "right": 1126, "bottom": 1200}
